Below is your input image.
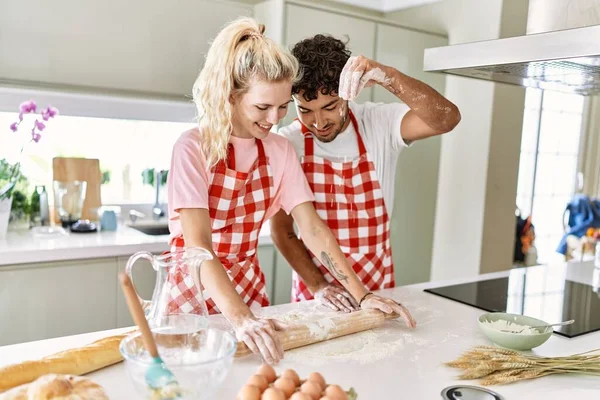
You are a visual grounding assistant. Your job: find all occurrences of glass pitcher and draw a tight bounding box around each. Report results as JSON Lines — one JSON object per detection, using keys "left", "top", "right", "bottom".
{"left": 125, "top": 247, "right": 213, "bottom": 333}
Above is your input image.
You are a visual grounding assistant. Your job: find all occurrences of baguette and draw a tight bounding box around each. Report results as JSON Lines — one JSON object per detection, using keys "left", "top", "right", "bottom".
{"left": 0, "top": 332, "right": 134, "bottom": 393}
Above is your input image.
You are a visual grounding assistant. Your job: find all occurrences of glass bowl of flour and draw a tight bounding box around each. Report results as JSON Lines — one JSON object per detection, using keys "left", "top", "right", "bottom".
{"left": 478, "top": 312, "right": 553, "bottom": 350}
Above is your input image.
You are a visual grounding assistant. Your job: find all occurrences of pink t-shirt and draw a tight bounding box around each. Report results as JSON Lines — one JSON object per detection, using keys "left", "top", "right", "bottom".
{"left": 167, "top": 128, "right": 315, "bottom": 240}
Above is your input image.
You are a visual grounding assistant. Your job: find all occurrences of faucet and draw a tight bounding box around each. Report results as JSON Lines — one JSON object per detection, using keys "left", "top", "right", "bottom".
{"left": 153, "top": 170, "right": 166, "bottom": 220}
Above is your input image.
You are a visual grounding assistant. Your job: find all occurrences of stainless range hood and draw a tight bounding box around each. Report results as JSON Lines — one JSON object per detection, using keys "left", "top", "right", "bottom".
{"left": 423, "top": 24, "right": 600, "bottom": 96}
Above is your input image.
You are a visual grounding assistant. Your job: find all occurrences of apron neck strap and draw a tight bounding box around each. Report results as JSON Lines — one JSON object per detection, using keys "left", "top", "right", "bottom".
{"left": 217, "top": 139, "right": 266, "bottom": 170}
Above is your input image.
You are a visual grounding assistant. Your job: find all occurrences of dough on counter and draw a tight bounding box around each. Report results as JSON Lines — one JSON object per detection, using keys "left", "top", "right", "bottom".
{"left": 0, "top": 374, "right": 109, "bottom": 400}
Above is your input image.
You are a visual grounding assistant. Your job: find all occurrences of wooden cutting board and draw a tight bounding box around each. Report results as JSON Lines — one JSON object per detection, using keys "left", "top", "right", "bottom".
{"left": 52, "top": 157, "right": 102, "bottom": 222}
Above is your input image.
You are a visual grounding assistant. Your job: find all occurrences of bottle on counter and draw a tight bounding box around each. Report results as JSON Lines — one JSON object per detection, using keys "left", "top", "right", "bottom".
{"left": 30, "top": 185, "right": 50, "bottom": 228}
{"left": 38, "top": 186, "right": 49, "bottom": 226}
{"left": 30, "top": 188, "right": 40, "bottom": 227}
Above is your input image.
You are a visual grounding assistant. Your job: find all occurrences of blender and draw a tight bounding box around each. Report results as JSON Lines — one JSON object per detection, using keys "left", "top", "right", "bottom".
{"left": 53, "top": 180, "right": 96, "bottom": 232}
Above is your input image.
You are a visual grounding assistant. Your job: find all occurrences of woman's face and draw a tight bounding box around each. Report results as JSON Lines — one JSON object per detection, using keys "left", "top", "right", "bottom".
{"left": 230, "top": 78, "right": 292, "bottom": 139}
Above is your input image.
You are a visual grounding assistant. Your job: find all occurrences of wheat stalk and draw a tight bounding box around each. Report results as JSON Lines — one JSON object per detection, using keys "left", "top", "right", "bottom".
{"left": 445, "top": 346, "right": 600, "bottom": 386}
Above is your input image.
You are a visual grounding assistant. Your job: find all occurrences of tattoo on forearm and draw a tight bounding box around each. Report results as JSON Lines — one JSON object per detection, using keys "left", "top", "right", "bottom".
{"left": 320, "top": 251, "right": 348, "bottom": 283}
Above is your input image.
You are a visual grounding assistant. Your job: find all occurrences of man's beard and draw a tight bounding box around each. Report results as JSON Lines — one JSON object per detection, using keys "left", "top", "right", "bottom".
{"left": 313, "top": 109, "right": 348, "bottom": 143}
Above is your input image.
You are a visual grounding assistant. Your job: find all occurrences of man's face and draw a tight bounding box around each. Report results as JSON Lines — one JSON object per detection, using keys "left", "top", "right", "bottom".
{"left": 293, "top": 91, "right": 349, "bottom": 143}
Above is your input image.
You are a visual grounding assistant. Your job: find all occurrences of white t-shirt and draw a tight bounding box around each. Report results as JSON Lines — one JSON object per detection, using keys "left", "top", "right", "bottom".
{"left": 278, "top": 101, "right": 410, "bottom": 214}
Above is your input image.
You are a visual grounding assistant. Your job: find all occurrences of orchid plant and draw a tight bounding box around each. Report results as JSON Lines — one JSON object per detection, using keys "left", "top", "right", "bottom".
{"left": 0, "top": 100, "right": 58, "bottom": 200}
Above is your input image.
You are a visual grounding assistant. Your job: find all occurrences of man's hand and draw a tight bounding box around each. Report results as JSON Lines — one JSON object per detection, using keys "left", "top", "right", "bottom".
{"left": 339, "top": 55, "right": 389, "bottom": 100}
{"left": 314, "top": 283, "right": 359, "bottom": 313}
{"left": 360, "top": 294, "right": 417, "bottom": 328}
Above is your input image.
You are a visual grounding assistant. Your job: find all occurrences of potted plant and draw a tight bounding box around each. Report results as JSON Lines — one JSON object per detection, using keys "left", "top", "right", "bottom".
{"left": 0, "top": 100, "right": 58, "bottom": 239}
{"left": 0, "top": 160, "right": 31, "bottom": 231}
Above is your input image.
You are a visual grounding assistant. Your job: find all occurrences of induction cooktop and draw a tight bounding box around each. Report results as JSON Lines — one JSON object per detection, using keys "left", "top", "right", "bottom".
{"left": 424, "top": 271, "right": 600, "bottom": 338}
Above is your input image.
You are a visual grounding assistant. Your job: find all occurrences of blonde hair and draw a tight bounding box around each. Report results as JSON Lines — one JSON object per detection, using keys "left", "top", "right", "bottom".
{"left": 193, "top": 17, "right": 299, "bottom": 167}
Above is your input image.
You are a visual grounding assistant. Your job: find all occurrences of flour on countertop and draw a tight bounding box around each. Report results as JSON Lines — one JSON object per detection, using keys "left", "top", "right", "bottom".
{"left": 266, "top": 305, "right": 405, "bottom": 365}
{"left": 261, "top": 300, "right": 448, "bottom": 366}
{"left": 284, "top": 327, "right": 406, "bottom": 365}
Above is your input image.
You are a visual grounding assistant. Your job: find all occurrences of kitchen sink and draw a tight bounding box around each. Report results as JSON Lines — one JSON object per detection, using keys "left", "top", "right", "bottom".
{"left": 128, "top": 220, "right": 170, "bottom": 236}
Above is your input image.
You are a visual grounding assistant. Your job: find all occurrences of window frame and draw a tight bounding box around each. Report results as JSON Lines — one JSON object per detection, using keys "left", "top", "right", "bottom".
{"left": 0, "top": 85, "right": 195, "bottom": 123}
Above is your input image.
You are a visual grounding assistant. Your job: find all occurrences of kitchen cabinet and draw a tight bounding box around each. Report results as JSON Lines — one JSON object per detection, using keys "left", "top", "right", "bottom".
{"left": 257, "top": 245, "right": 276, "bottom": 303}
{"left": 0, "top": 258, "right": 118, "bottom": 346}
{"left": 0, "top": 0, "right": 253, "bottom": 98}
{"left": 373, "top": 24, "right": 446, "bottom": 103}
{"left": 372, "top": 24, "right": 448, "bottom": 286}
{"left": 258, "top": 244, "right": 293, "bottom": 306}
{"left": 272, "top": 250, "right": 294, "bottom": 305}
{"left": 0, "top": 244, "right": 287, "bottom": 345}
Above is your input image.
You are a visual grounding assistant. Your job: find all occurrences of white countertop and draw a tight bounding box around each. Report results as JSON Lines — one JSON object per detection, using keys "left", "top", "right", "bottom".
{"left": 0, "top": 224, "right": 273, "bottom": 266}
{"left": 0, "top": 225, "right": 170, "bottom": 266}
{"left": 1, "top": 262, "right": 599, "bottom": 399}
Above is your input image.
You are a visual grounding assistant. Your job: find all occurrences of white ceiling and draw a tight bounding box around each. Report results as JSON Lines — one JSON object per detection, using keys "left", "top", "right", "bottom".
{"left": 328, "top": 0, "right": 441, "bottom": 13}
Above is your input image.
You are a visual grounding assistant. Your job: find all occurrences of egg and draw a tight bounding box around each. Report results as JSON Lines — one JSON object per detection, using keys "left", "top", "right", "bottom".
{"left": 290, "top": 393, "right": 312, "bottom": 400}
{"left": 236, "top": 384, "right": 261, "bottom": 400}
{"left": 273, "top": 377, "right": 296, "bottom": 397}
{"left": 324, "top": 385, "right": 348, "bottom": 400}
{"left": 246, "top": 374, "right": 269, "bottom": 392}
{"left": 307, "top": 372, "right": 326, "bottom": 390}
{"left": 300, "top": 381, "right": 323, "bottom": 400}
{"left": 262, "top": 388, "right": 286, "bottom": 400}
{"left": 281, "top": 369, "right": 301, "bottom": 386}
{"left": 256, "top": 364, "right": 277, "bottom": 383}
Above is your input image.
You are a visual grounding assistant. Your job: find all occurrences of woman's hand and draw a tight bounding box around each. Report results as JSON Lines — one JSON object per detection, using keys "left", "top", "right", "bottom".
{"left": 231, "top": 316, "right": 287, "bottom": 364}
{"left": 360, "top": 294, "right": 417, "bottom": 328}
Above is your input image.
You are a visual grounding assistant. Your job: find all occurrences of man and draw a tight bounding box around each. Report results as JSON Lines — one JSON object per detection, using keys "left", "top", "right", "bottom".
{"left": 271, "top": 34, "right": 461, "bottom": 312}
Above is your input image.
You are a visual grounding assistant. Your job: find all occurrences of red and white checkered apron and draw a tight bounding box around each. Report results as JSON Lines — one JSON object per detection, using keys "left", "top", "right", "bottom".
{"left": 292, "top": 111, "right": 395, "bottom": 301}
{"left": 169, "top": 140, "right": 273, "bottom": 314}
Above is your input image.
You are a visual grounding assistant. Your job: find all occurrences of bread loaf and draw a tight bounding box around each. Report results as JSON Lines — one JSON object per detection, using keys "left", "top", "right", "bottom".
{"left": 0, "top": 332, "right": 133, "bottom": 393}
{"left": 0, "top": 374, "right": 109, "bottom": 400}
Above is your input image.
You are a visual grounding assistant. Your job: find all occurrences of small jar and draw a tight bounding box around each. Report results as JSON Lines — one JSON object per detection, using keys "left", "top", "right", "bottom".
{"left": 99, "top": 206, "right": 120, "bottom": 231}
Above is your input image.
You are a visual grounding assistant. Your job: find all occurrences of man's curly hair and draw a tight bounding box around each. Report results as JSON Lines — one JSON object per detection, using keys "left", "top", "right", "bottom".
{"left": 291, "top": 34, "right": 351, "bottom": 102}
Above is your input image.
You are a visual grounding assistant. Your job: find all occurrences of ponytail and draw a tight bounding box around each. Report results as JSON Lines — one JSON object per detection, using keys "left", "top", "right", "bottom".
{"left": 192, "top": 17, "right": 299, "bottom": 167}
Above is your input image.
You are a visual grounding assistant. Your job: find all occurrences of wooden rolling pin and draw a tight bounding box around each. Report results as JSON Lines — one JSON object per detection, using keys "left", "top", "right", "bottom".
{"left": 235, "top": 309, "right": 394, "bottom": 357}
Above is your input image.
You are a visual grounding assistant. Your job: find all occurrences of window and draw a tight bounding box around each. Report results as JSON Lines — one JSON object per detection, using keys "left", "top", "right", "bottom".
{"left": 1, "top": 113, "right": 194, "bottom": 205}
{"left": 0, "top": 88, "right": 196, "bottom": 205}
{"left": 516, "top": 89, "right": 586, "bottom": 264}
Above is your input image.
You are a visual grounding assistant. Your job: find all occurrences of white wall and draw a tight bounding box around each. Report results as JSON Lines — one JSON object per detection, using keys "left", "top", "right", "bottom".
{"left": 389, "top": 0, "right": 529, "bottom": 280}
{"left": 0, "top": 0, "right": 253, "bottom": 98}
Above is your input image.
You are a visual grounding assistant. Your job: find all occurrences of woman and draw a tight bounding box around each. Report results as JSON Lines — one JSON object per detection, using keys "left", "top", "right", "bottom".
{"left": 167, "top": 17, "right": 416, "bottom": 365}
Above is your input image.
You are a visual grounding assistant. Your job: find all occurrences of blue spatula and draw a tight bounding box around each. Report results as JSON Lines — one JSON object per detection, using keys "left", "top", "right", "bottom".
{"left": 119, "top": 272, "right": 182, "bottom": 399}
